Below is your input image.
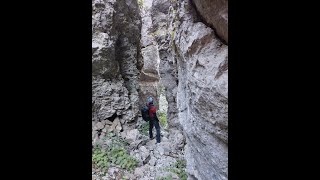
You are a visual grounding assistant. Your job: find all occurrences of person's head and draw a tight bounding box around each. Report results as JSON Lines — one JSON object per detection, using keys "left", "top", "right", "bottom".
{"left": 147, "top": 97, "right": 154, "bottom": 106}
{"left": 147, "top": 96, "right": 153, "bottom": 104}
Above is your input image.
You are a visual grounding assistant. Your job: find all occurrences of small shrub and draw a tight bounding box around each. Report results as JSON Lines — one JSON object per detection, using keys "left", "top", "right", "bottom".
{"left": 139, "top": 121, "right": 149, "bottom": 136}
{"left": 138, "top": 0, "right": 143, "bottom": 10}
{"left": 159, "top": 85, "right": 166, "bottom": 95}
{"left": 164, "top": 160, "right": 187, "bottom": 180}
{"left": 121, "top": 176, "right": 128, "bottom": 180}
{"left": 104, "top": 132, "right": 129, "bottom": 149}
{"left": 158, "top": 111, "right": 167, "bottom": 128}
{"left": 92, "top": 137, "right": 138, "bottom": 174}
{"left": 171, "top": 31, "right": 174, "bottom": 40}
{"left": 174, "top": 159, "right": 187, "bottom": 169}
{"left": 157, "top": 174, "right": 173, "bottom": 180}
{"left": 92, "top": 148, "right": 109, "bottom": 172}
{"left": 109, "top": 147, "right": 139, "bottom": 172}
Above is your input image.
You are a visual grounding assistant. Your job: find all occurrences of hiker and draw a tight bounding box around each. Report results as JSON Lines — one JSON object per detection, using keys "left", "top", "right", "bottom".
{"left": 142, "top": 97, "right": 161, "bottom": 144}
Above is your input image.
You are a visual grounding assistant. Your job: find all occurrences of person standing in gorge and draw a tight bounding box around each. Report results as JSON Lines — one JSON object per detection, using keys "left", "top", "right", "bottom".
{"left": 146, "top": 97, "right": 161, "bottom": 144}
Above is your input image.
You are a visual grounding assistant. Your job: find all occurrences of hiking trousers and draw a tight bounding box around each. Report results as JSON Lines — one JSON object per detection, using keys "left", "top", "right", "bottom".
{"left": 149, "top": 118, "right": 161, "bottom": 143}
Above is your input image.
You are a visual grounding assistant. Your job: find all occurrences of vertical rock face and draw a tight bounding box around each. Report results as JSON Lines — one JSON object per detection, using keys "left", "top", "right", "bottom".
{"left": 151, "top": 0, "right": 180, "bottom": 128}
{"left": 150, "top": 0, "right": 228, "bottom": 179}
{"left": 139, "top": 0, "right": 160, "bottom": 108}
{"left": 175, "top": 1, "right": 228, "bottom": 179}
{"left": 192, "top": 0, "right": 228, "bottom": 43}
{"left": 92, "top": 0, "right": 142, "bottom": 143}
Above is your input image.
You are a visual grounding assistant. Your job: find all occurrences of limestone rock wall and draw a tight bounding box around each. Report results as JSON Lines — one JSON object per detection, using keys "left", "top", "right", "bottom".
{"left": 150, "top": 0, "right": 228, "bottom": 179}
{"left": 92, "top": 0, "right": 142, "bottom": 144}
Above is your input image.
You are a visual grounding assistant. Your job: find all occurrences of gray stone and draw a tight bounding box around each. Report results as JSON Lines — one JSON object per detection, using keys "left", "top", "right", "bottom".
{"left": 162, "top": 136, "right": 169, "bottom": 142}
{"left": 134, "top": 166, "right": 147, "bottom": 178}
{"left": 105, "top": 120, "right": 113, "bottom": 125}
{"left": 149, "top": 156, "right": 157, "bottom": 166}
{"left": 102, "top": 128, "right": 107, "bottom": 133}
{"left": 109, "top": 117, "right": 122, "bottom": 133}
{"left": 93, "top": 121, "right": 104, "bottom": 131}
{"left": 192, "top": 0, "right": 228, "bottom": 43}
{"left": 125, "top": 129, "right": 139, "bottom": 142}
{"left": 140, "top": 145, "right": 148, "bottom": 153}
{"left": 139, "top": 146, "right": 150, "bottom": 162}
{"left": 157, "top": 146, "right": 164, "bottom": 156}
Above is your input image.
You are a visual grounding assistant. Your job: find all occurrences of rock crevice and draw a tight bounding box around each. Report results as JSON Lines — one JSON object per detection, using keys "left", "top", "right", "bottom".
{"left": 92, "top": 0, "right": 228, "bottom": 180}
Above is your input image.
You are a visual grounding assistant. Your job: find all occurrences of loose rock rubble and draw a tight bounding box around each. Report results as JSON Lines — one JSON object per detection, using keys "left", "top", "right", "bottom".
{"left": 92, "top": 118, "right": 186, "bottom": 180}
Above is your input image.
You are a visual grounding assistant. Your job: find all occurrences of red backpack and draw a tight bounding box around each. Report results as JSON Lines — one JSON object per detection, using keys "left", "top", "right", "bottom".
{"left": 148, "top": 103, "right": 157, "bottom": 119}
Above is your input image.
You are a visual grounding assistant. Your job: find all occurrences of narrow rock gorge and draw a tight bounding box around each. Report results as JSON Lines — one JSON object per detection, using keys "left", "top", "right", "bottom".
{"left": 92, "top": 0, "right": 228, "bottom": 179}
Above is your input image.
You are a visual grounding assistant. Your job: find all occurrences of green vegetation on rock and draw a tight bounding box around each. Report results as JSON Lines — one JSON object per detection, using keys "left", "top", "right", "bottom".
{"left": 164, "top": 159, "right": 187, "bottom": 180}
{"left": 157, "top": 174, "right": 173, "bottom": 180}
{"left": 92, "top": 148, "right": 110, "bottom": 172}
{"left": 93, "top": 146, "right": 138, "bottom": 173}
{"left": 92, "top": 133, "right": 138, "bottom": 174}
{"left": 138, "top": 0, "right": 143, "bottom": 10}
{"left": 139, "top": 121, "right": 150, "bottom": 136}
{"left": 158, "top": 111, "right": 167, "bottom": 128}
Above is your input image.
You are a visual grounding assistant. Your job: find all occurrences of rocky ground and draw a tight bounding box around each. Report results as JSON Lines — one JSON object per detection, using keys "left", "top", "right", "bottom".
{"left": 92, "top": 117, "right": 186, "bottom": 180}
